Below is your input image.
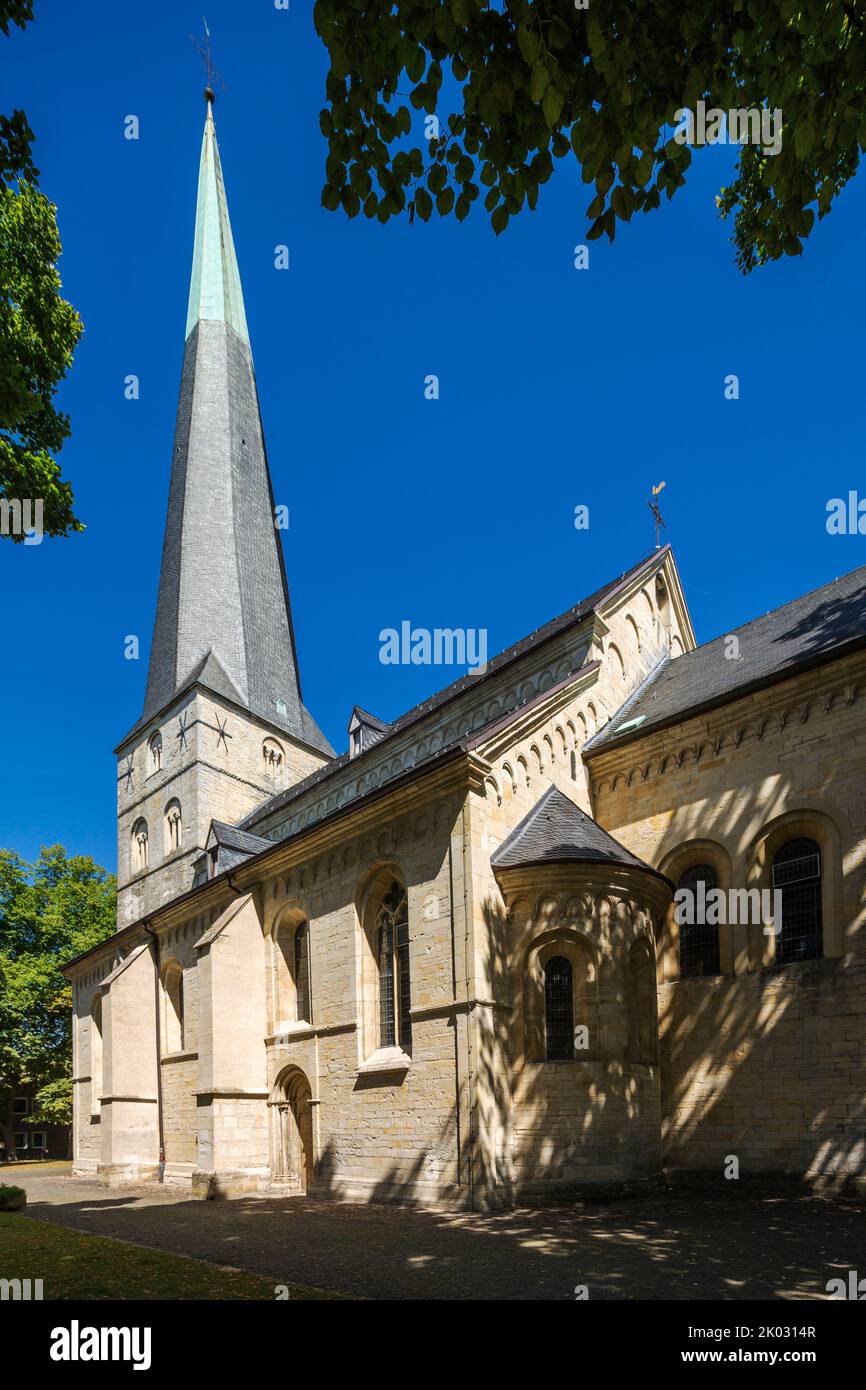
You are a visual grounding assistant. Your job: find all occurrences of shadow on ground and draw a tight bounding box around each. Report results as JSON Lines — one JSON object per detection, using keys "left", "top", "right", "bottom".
{"left": 9, "top": 1168, "right": 866, "bottom": 1300}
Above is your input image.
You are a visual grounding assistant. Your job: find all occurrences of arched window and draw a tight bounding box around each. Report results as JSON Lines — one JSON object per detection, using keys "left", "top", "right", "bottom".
{"left": 90, "top": 995, "right": 103, "bottom": 1118}
{"left": 263, "top": 737, "right": 284, "bottom": 777}
{"left": 544, "top": 955, "right": 574, "bottom": 1060}
{"left": 773, "top": 837, "right": 822, "bottom": 964}
{"left": 628, "top": 940, "right": 656, "bottom": 1064}
{"left": 676, "top": 863, "right": 720, "bottom": 978}
{"left": 164, "top": 799, "right": 182, "bottom": 853}
{"left": 375, "top": 881, "right": 411, "bottom": 1052}
{"left": 608, "top": 642, "right": 626, "bottom": 683}
{"left": 149, "top": 732, "right": 162, "bottom": 772}
{"left": 294, "top": 922, "right": 311, "bottom": 1024}
{"left": 131, "top": 819, "right": 149, "bottom": 871}
{"left": 162, "top": 961, "right": 184, "bottom": 1053}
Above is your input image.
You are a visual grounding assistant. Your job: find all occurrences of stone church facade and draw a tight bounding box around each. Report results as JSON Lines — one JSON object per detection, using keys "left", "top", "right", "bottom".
{"left": 63, "top": 98, "right": 866, "bottom": 1207}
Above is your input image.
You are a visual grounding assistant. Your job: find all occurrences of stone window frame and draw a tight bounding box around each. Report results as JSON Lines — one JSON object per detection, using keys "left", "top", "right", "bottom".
{"left": 524, "top": 928, "right": 599, "bottom": 1064}
{"left": 164, "top": 798, "right": 182, "bottom": 855}
{"left": 148, "top": 731, "right": 162, "bottom": 773}
{"left": 131, "top": 818, "right": 149, "bottom": 874}
{"left": 627, "top": 936, "right": 657, "bottom": 1066}
{"left": 745, "top": 807, "right": 844, "bottom": 967}
{"left": 263, "top": 737, "right": 285, "bottom": 786}
{"left": 355, "top": 862, "right": 413, "bottom": 1072}
{"left": 658, "top": 840, "right": 733, "bottom": 982}
{"left": 160, "top": 958, "right": 185, "bottom": 1055}
{"left": 271, "top": 904, "right": 312, "bottom": 1033}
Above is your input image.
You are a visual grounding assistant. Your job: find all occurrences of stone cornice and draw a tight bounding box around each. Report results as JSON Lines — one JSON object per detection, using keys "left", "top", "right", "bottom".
{"left": 589, "top": 649, "right": 866, "bottom": 797}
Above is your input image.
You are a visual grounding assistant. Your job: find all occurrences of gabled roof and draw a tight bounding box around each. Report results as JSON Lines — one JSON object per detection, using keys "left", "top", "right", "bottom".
{"left": 491, "top": 784, "right": 665, "bottom": 879}
{"left": 348, "top": 705, "right": 390, "bottom": 734}
{"left": 587, "top": 561, "right": 866, "bottom": 756}
{"left": 206, "top": 821, "right": 272, "bottom": 875}
{"left": 207, "top": 821, "right": 272, "bottom": 856}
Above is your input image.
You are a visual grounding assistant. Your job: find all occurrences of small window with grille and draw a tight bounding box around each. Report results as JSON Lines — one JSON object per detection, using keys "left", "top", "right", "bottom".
{"left": 772, "top": 838, "right": 822, "bottom": 964}
{"left": 544, "top": 955, "right": 575, "bottom": 1060}
{"left": 676, "top": 863, "right": 720, "bottom": 978}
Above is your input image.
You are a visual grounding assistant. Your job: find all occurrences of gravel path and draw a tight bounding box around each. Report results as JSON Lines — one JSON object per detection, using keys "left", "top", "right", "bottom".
{"left": 8, "top": 1165, "right": 866, "bottom": 1300}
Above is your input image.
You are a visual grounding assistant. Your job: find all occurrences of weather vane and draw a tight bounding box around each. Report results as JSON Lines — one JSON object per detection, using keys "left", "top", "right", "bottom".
{"left": 191, "top": 16, "right": 224, "bottom": 102}
{"left": 649, "top": 480, "right": 666, "bottom": 550}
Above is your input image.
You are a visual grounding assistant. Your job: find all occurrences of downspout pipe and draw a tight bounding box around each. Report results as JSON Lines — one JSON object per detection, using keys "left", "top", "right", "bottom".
{"left": 143, "top": 921, "right": 165, "bottom": 1182}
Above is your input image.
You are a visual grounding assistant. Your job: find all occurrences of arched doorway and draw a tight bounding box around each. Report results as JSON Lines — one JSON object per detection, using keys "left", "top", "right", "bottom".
{"left": 270, "top": 1066, "right": 314, "bottom": 1194}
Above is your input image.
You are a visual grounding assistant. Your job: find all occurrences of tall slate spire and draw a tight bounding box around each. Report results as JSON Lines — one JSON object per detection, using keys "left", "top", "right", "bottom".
{"left": 141, "top": 97, "right": 332, "bottom": 756}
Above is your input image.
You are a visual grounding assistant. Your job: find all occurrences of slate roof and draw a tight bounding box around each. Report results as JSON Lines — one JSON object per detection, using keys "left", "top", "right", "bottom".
{"left": 207, "top": 821, "right": 272, "bottom": 875}
{"left": 208, "top": 822, "right": 272, "bottom": 855}
{"left": 490, "top": 784, "right": 666, "bottom": 878}
{"left": 126, "top": 101, "right": 333, "bottom": 758}
{"left": 586, "top": 561, "right": 866, "bottom": 755}
{"left": 238, "top": 548, "right": 668, "bottom": 832}
{"left": 349, "top": 705, "right": 391, "bottom": 734}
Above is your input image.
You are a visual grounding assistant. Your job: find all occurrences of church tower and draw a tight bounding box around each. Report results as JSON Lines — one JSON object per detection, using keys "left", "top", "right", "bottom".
{"left": 115, "top": 94, "right": 333, "bottom": 929}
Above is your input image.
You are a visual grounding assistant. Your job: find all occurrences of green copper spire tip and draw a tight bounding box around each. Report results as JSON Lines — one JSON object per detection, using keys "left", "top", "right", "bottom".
{"left": 185, "top": 102, "right": 250, "bottom": 345}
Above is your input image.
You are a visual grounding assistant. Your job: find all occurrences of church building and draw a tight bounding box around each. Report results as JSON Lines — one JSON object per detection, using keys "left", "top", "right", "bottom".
{"left": 62, "top": 97, "right": 866, "bottom": 1207}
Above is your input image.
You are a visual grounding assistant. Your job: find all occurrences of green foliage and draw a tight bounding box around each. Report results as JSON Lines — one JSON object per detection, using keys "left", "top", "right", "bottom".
{"left": 0, "top": 0, "right": 83, "bottom": 540}
{"left": 0, "top": 847, "right": 116, "bottom": 1127}
{"left": 313, "top": 0, "right": 866, "bottom": 270}
{"left": 0, "top": 1184, "right": 26, "bottom": 1211}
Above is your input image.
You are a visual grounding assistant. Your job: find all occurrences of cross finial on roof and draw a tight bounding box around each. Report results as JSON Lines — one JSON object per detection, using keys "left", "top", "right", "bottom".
{"left": 649, "top": 480, "right": 666, "bottom": 550}
{"left": 191, "top": 16, "right": 223, "bottom": 104}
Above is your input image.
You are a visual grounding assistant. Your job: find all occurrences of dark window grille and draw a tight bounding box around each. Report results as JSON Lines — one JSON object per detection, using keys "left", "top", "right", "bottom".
{"left": 376, "top": 881, "right": 410, "bottom": 1050}
{"left": 772, "top": 838, "right": 822, "bottom": 964}
{"left": 544, "top": 955, "right": 574, "bottom": 1060}
{"left": 294, "top": 922, "right": 311, "bottom": 1022}
{"left": 378, "top": 921, "right": 395, "bottom": 1045}
{"left": 676, "top": 863, "right": 720, "bottom": 978}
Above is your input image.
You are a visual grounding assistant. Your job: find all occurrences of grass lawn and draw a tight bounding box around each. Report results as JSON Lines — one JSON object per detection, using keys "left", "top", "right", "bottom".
{"left": 0, "top": 1213, "right": 340, "bottom": 1300}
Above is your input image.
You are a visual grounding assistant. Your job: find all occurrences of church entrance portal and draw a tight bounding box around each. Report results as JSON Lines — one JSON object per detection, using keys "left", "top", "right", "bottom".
{"left": 270, "top": 1067, "right": 314, "bottom": 1194}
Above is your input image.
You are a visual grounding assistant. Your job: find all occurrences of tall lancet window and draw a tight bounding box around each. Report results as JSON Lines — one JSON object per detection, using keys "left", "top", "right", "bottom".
{"left": 375, "top": 881, "right": 411, "bottom": 1052}
{"left": 544, "top": 956, "right": 575, "bottom": 1060}
{"left": 294, "top": 923, "right": 311, "bottom": 1025}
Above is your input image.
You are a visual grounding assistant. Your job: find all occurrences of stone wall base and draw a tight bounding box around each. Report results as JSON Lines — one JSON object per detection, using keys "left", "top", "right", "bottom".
{"left": 665, "top": 1166, "right": 866, "bottom": 1197}
{"left": 310, "top": 1173, "right": 469, "bottom": 1208}
{"left": 161, "top": 1162, "right": 195, "bottom": 1191}
{"left": 190, "top": 1167, "right": 272, "bottom": 1199}
{"left": 516, "top": 1173, "right": 665, "bottom": 1204}
{"left": 97, "top": 1161, "right": 160, "bottom": 1187}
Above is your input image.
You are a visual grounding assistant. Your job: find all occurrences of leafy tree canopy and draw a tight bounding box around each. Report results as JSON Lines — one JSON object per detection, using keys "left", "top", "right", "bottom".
{"left": 314, "top": 0, "right": 865, "bottom": 270}
{"left": 0, "top": 0, "right": 84, "bottom": 541}
{"left": 0, "top": 846, "right": 116, "bottom": 1127}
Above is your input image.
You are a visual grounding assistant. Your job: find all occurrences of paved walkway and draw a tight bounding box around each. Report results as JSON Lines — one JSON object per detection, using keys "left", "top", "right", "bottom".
{"left": 8, "top": 1165, "right": 866, "bottom": 1300}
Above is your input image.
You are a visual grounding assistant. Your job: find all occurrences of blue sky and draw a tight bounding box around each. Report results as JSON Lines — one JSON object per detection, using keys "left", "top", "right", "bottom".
{"left": 2, "top": 1, "right": 865, "bottom": 873}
